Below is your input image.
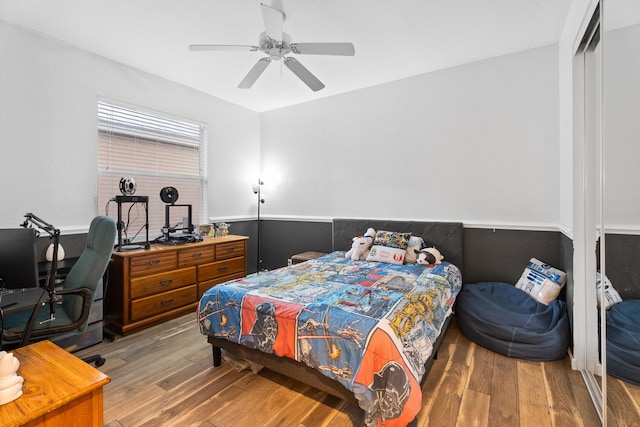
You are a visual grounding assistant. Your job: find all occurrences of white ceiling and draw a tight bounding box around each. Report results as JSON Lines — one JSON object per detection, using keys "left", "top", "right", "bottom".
{"left": 0, "top": 1, "right": 635, "bottom": 112}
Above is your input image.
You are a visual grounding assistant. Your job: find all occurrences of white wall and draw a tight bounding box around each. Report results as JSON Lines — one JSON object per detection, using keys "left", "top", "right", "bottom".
{"left": 10, "top": 15, "right": 632, "bottom": 235}
{"left": 260, "top": 45, "right": 560, "bottom": 229}
{"left": 0, "top": 22, "right": 260, "bottom": 232}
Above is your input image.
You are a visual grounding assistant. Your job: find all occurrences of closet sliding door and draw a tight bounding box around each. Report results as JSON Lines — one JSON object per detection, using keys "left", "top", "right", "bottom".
{"left": 603, "top": 1, "right": 640, "bottom": 424}
{"left": 573, "top": 1, "right": 605, "bottom": 421}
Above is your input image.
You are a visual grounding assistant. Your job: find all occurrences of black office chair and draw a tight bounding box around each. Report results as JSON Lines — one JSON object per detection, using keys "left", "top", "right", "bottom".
{"left": 1, "top": 216, "right": 116, "bottom": 366}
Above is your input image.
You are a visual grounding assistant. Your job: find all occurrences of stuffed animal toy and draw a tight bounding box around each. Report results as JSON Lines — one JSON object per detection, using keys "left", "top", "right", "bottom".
{"left": 405, "top": 236, "right": 426, "bottom": 264}
{"left": 345, "top": 228, "right": 376, "bottom": 261}
{"left": 414, "top": 247, "right": 444, "bottom": 265}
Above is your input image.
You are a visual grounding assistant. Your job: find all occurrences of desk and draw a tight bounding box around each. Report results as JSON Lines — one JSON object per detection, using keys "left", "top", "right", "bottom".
{"left": 0, "top": 340, "right": 110, "bottom": 427}
{"left": 0, "top": 287, "right": 49, "bottom": 347}
{"left": 38, "top": 258, "right": 78, "bottom": 284}
{"left": 0, "top": 288, "right": 47, "bottom": 314}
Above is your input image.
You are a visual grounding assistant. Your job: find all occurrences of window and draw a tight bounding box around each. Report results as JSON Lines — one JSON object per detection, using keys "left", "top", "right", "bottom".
{"left": 97, "top": 99, "right": 208, "bottom": 244}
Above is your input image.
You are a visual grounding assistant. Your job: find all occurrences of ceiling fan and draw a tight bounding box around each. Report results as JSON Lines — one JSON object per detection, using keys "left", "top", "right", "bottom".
{"left": 188, "top": 3, "right": 355, "bottom": 91}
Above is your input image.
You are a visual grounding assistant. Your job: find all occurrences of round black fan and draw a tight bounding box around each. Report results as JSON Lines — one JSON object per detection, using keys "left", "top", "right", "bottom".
{"left": 160, "top": 186, "right": 179, "bottom": 204}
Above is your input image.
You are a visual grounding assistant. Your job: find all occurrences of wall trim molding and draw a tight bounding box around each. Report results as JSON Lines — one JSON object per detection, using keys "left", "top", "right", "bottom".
{"left": 463, "top": 220, "right": 559, "bottom": 232}
{"left": 230, "top": 215, "right": 562, "bottom": 232}
{"left": 210, "top": 214, "right": 640, "bottom": 236}
{"left": 208, "top": 215, "right": 256, "bottom": 222}
{"left": 57, "top": 225, "right": 91, "bottom": 235}
{"left": 602, "top": 224, "right": 640, "bottom": 235}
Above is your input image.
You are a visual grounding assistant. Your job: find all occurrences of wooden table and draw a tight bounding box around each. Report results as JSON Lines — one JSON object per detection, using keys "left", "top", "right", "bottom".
{"left": 0, "top": 340, "right": 110, "bottom": 427}
{"left": 291, "top": 251, "right": 327, "bottom": 264}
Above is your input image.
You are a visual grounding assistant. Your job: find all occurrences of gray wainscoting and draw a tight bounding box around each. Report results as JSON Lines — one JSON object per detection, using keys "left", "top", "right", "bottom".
{"left": 462, "top": 228, "right": 563, "bottom": 284}
{"left": 254, "top": 220, "right": 571, "bottom": 287}
{"left": 51, "top": 220, "right": 636, "bottom": 299}
{"left": 605, "top": 234, "right": 640, "bottom": 300}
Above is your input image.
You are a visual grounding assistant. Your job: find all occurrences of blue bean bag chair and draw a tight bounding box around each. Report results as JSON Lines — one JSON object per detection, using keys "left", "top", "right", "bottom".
{"left": 606, "top": 300, "right": 640, "bottom": 385}
{"left": 456, "top": 282, "right": 570, "bottom": 361}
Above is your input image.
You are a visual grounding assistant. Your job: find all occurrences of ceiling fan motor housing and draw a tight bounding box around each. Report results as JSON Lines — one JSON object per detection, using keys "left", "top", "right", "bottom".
{"left": 260, "top": 32, "right": 291, "bottom": 60}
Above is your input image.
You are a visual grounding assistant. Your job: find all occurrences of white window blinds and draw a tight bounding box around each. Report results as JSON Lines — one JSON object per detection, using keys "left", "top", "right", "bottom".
{"left": 97, "top": 100, "right": 208, "bottom": 244}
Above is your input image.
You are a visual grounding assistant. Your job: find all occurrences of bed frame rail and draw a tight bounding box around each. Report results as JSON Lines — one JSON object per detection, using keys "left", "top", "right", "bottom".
{"left": 207, "top": 313, "right": 453, "bottom": 404}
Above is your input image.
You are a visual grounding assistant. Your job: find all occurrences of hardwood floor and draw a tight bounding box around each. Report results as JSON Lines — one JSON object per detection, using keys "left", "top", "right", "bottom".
{"left": 75, "top": 314, "right": 638, "bottom": 426}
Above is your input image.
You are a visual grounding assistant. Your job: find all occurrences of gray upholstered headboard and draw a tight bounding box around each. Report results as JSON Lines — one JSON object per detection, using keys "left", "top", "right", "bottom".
{"left": 332, "top": 219, "right": 464, "bottom": 274}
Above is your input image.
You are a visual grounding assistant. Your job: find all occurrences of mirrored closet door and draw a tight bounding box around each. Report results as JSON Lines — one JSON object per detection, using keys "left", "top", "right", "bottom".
{"left": 573, "top": 1, "right": 605, "bottom": 419}
{"left": 603, "top": 1, "right": 640, "bottom": 424}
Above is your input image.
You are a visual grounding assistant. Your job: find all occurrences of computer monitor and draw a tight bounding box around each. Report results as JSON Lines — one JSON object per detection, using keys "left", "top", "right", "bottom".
{"left": 0, "top": 228, "right": 39, "bottom": 290}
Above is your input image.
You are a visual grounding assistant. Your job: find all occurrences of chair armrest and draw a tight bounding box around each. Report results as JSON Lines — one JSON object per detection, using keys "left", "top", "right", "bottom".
{"left": 55, "top": 286, "right": 93, "bottom": 319}
{"left": 55, "top": 287, "right": 92, "bottom": 300}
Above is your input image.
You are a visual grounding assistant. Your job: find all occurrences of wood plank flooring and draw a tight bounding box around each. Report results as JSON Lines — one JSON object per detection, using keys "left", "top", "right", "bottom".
{"left": 75, "top": 314, "right": 639, "bottom": 426}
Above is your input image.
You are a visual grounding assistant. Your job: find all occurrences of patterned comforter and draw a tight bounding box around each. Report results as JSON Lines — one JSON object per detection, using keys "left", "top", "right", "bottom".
{"left": 198, "top": 251, "right": 462, "bottom": 426}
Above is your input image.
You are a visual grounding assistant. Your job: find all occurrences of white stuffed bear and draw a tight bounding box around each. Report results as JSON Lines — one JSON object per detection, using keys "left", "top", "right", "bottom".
{"left": 345, "top": 228, "right": 376, "bottom": 261}
{"left": 414, "top": 247, "right": 444, "bottom": 265}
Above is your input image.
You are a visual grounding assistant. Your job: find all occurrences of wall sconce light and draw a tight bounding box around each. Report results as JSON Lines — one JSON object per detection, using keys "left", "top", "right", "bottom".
{"left": 253, "top": 179, "right": 264, "bottom": 273}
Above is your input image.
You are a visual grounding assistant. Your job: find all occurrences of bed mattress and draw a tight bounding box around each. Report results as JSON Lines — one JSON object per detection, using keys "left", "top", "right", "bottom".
{"left": 198, "top": 251, "right": 462, "bottom": 426}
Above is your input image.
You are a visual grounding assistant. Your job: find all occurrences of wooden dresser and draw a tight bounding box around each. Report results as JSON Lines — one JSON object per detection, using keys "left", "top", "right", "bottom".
{"left": 0, "top": 340, "right": 109, "bottom": 427}
{"left": 105, "top": 235, "right": 248, "bottom": 336}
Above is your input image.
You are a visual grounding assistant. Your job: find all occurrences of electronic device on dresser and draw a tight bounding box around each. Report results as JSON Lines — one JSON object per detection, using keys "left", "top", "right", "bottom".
{"left": 0, "top": 228, "right": 39, "bottom": 291}
{"left": 157, "top": 186, "right": 202, "bottom": 245}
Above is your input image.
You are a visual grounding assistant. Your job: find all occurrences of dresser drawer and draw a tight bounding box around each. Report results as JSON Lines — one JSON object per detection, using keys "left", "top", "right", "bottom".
{"left": 130, "top": 285, "right": 197, "bottom": 321}
{"left": 199, "top": 257, "right": 245, "bottom": 282}
{"left": 215, "top": 241, "right": 245, "bottom": 260}
{"left": 130, "top": 267, "right": 196, "bottom": 299}
{"left": 178, "top": 246, "right": 214, "bottom": 268}
{"left": 198, "top": 272, "right": 245, "bottom": 299}
{"left": 130, "top": 251, "right": 177, "bottom": 277}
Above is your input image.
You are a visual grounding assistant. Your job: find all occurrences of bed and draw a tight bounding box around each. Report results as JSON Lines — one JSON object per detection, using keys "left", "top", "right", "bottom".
{"left": 198, "top": 219, "right": 464, "bottom": 426}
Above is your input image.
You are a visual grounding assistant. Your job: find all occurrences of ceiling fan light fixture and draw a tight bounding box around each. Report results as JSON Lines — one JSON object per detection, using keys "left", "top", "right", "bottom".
{"left": 188, "top": 4, "right": 354, "bottom": 91}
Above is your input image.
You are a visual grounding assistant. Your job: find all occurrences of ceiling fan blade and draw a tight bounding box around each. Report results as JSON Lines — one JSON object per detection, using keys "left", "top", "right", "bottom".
{"left": 283, "top": 57, "right": 324, "bottom": 92}
{"left": 189, "top": 45, "right": 259, "bottom": 52}
{"left": 261, "top": 3, "right": 283, "bottom": 41}
{"left": 238, "top": 58, "right": 272, "bottom": 89}
{"left": 290, "top": 43, "right": 355, "bottom": 56}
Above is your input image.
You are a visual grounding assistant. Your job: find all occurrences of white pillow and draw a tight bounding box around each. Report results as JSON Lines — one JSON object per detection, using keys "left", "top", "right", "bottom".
{"left": 515, "top": 258, "right": 566, "bottom": 305}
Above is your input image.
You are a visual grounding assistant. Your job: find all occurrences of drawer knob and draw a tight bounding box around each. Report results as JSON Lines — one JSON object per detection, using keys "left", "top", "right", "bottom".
{"left": 159, "top": 279, "right": 173, "bottom": 286}
{"left": 226, "top": 247, "right": 234, "bottom": 252}
{"left": 192, "top": 252, "right": 202, "bottom": 258}
{"left": 218, "top": 265, "right": 228, "bottom": 272}
{"left": 161, "top": 298, "right": 174, "bottom": 306}
{"left": 149, "top": 259, "right": 161, "bottom": 266}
